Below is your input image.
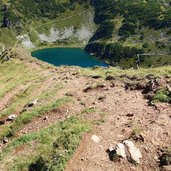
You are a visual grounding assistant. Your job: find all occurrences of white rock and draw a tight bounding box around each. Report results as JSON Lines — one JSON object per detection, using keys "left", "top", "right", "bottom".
{"left": 115, "top": 143, "right": 127, "bottom": 158}
{"left": 8, "top": 114, "right": 17, "bottom": 121}
{"left": 28, "top": 99, "right": 38, "bottom": 107}
{"left": 3, "top": 137, "right": 8, "bottom": 144}
{"left": 123, "top": 140, "right": 142, "bottom": 164}
{"left": 108, "top": 146, "right": 114, "bottom": 152}
{"left": 16, "top": 34, "right": 35, "bottom": 48}
{"left": 38, "top": 27, "right": 74, "bottom": 43}
{"left": 38, "top": 12, "right": 95, "bottom": 43}
{"left": 91, "top": 135, "right": 100, "bottom": 143}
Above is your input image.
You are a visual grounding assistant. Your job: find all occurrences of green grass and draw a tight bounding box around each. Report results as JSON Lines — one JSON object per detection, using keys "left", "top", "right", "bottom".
{"left": 0, "top": 28, "right": 16, "bottom": 47}
{"left": 0, "top": 75, "right": 63, "bottom": 119}
{"left": 0, "top": 116, "right": 91, "bottom": 171}
{"left": 0, "top": 56, "right": 67, "bottom": 139}
{"left": 0, "top": 83, "right": 39, "bottom": 117}
{"left": 0, "top": 59, "right": 43, "bottom": 98}
{"left": 1, "top": 97, "right": 71, "bottom": 138}
{"left": 80, "top": 65, "right": 171, "bottom": 78}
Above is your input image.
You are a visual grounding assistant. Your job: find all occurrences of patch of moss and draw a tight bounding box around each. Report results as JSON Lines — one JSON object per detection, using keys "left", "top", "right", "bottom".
{"left": 152, "top": 88, "right": 171, "bottom": 103}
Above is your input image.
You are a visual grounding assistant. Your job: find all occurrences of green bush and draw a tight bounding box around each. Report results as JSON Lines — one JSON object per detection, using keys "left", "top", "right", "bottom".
{"left": 152, "top": 88, "right": 171, "bottom": 103}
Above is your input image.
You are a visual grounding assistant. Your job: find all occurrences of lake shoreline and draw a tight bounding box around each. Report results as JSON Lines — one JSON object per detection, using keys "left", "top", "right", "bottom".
{"left": 31, "top": 47, "right": 109, "bottom": 68}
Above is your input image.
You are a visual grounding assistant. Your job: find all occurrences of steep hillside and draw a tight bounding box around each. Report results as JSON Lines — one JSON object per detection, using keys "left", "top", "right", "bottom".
{"left": 0, "top": 50, "right": 171, "bottom": 171}
{"left": 1, "top": 1, "right": 171, "bottom": 67}
{"left": 85, "top": 0, "right": 171, "bottom": 67}
{"left": 0, "top": 0, "right": 96, "bottom": 48}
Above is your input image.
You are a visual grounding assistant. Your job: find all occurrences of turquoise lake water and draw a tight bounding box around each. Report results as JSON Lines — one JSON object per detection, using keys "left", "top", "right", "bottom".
{"left": 31, "top": 48, "right": 109, "bottom": 68}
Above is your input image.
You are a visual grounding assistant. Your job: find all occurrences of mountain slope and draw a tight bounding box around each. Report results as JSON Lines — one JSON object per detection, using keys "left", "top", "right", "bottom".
{"left": 1, "top": 0, "right": 171, "bottom": 67}
{"left": 0, "top": 50, "right": 171, "bottom": 171}
{"left": 85, "top": 0, "right": 171, "bottom": 67}
{"left": 1, "top": 1, "right": 171, "bottom": 171}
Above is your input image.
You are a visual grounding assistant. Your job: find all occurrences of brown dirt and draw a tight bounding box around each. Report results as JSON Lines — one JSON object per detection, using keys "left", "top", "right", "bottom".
{"left": 64, "top": 78, "right": 171, "bottom": 171}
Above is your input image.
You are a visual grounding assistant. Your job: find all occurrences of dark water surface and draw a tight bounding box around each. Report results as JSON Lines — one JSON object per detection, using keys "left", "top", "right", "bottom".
{"left": 31, "top": 48, "right": 108, "bottom": 68}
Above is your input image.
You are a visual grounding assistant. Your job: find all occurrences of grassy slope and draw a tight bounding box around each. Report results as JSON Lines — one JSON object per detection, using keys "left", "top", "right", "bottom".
{"left": 0, "top": 53, "right": 91, "bottom": 171}
{"left": 0, "top": 50, "right": 171, "bottom": 170}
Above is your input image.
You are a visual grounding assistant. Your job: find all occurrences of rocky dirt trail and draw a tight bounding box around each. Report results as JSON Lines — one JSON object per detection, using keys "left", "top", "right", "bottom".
{"left": 11, "top": 66, "right": 170, "bottom": 171}
{"left": 64, "top": 77, "right": 171, "bottom": 171}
